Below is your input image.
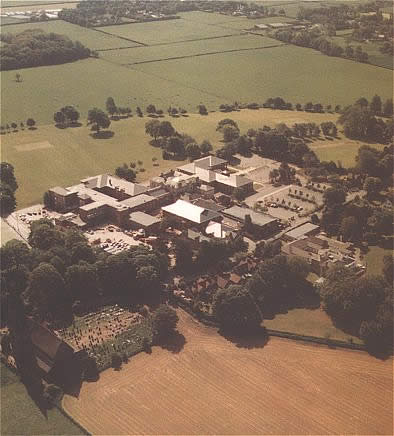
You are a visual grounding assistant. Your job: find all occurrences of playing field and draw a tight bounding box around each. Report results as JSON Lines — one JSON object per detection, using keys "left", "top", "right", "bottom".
{"left": 310, "top": 138, "right": 386, "bottom": 168}
{"left": 264, "top": 307, "right": 363, "bottom": 343}
{"left": 0, "top": 109, "right": 343, "bottom": 208}
{"left": 1, "top": 109, "right": 384, "bottom": 209}
{"left": 64, "top": 309, "right": 393, "bottom": 435}
{"left": 1, "top": 363, "right": 85, "bottom": 435}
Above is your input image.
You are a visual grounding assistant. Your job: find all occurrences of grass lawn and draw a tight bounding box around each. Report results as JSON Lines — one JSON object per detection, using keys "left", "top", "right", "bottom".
{"left": 132, "top": 44, "right": 393, "bottom": 108}
{"left": 96, "top": 18, "right": 240, "bottom": 45}
{"left": 0, "top": 20, "right": 138, "bottom": 50}
{"left": 310, "top": 138, "right": 386, "bottom": 168}
{"left": 1, "top": 218, "right": 23, "bottom": 245}
{"left": 0, "top": 109, "right": 383, "bottom": 208}
{"left": 365, "top": 245, "right": 392, "bottom": 276}
{"left": 0, "top": 57, "right": 225, "bottom": 126}
{"left": 100, "top": 34, "right": 282, "bottom": 65}
{"left": 0, "top": 363, "right": 85, "bottom": 436}
{"left": 264, "top": 308, "right": 362, "bottom": 343}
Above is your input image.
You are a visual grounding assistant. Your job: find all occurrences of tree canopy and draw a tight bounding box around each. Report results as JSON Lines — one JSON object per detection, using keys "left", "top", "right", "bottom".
{"left": 0, "top": 29, "right": 91, "bottom": 70}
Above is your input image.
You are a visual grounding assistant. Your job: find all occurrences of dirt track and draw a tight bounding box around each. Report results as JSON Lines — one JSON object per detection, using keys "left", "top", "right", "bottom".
{"left": 64, "top": 310, "right": 393, "bottom": 435}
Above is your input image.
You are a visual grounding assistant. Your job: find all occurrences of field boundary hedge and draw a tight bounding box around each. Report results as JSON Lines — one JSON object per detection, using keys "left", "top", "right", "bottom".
{"left": 90, "top": 27, "right": 147, "bottom": 46}
{"left": 126, "top": 43, "right": 285, "bottom": 65}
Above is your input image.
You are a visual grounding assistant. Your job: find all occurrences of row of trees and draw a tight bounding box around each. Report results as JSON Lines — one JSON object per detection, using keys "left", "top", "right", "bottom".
{"left": 0, "top": 162, "right": 18, "bottom": 217}
{"left": 0, "top": 29, "right": 91, "bottom": 71}
{"left": 0, "top": 119, "right": 36, "bottom": 135}
{"left": 274, "top": 28, "right": 369, "bottom": 63}
{"left": 145, "top": 119, "right": 213, "bottom": 160}
{"left": 1, "top": 221, "right": 168, "bottom": 325}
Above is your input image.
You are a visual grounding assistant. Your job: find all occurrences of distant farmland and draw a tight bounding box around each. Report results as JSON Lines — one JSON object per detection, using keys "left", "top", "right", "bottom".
{"left": 0, "top": 13, "right": 392, "bottom": 126}
{"left": 0, "top": 21, "right": 138, "bottom": 50}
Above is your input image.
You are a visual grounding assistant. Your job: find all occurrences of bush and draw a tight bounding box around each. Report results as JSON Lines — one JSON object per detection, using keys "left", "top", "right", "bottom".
{"left": 43, "top": 384, "right": 63, "bottom": 408}
{"left": 111, "top": 352, "right": 122, "bottom": 370}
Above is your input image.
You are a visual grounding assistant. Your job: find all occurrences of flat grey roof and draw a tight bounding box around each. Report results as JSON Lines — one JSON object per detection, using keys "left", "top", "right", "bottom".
{"left": 120, "top": 194, "right": 156, "bottom": 209}
{"left": 129, "top": 211, "right": 160, "bottom": 227}
{"left": 222, "top": 205, "right": 276, "bottom": 227}
{"left": 285, "top": 223, "right": 319, "bottom": 240}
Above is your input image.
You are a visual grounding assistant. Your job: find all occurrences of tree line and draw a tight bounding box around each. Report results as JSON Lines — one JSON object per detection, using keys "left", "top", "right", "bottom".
{"left": 0, "top": 29, "right": 91, "bottom": 71}
{"left": 0, "top": 162, "right": 18, "bottom": 217}
{"left": 0, "top": 221, "right": 169, "bottom": 327}
{"left": 273, "top": 27, "right": 369, "bottom": 63}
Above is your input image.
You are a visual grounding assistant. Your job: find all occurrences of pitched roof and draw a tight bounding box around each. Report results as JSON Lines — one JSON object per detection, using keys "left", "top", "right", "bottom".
{"left": 162, "top": 199, "right": 220, "bottom": 224}
{"left": 81, "top": 174, "right": 148, "bottom": 197}
{"left": 194, "top": 155, "right": 227, "bottom": 169}
{"left": 27, "top": 318, "right": 74, "bottom": 373}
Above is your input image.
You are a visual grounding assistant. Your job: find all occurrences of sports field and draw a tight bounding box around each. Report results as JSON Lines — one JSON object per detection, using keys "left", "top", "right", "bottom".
{"left": 0, "top": 109, "right": 345, "bottom": 209}
{"left": 264, "top": 307, "right": 362, "bottom": 343}
{"left": 1, "top": 109, "right": 384, "bottom": 209}
{"left": 1, "top": 363, "right": 85, "bottom": 435}
{"left": 310, "top": 138, "right": 386, "bottom": 168}
{"left": 64, "top": 309, "right": 393, "bottom": 435}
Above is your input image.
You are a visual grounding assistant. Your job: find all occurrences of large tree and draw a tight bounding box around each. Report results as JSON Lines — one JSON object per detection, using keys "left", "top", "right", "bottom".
{"left": 87, "top": 108, "right": 111, "bottom": 133}
{"left": 25, "top": 262, "right": 71, "bottom": 321}
{"left": 145, "top": 119, "right": 161, "bottom": 142}
{"left": 0, "top": 162, "right": 18, "bottom": 192}
{"left": 106, "top": 97, "right": 117, "bottom": 118}
{"left": 213, "top": 285, "right": 261, "bottom": 332}
{"left": 152, "top": 304, "right": 179, "bottom": 343}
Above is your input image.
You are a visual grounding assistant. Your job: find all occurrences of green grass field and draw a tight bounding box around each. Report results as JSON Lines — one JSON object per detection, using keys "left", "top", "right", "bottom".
{"left": 0, "top": 57, "right": 225, "bottom": 126}
{"left": 264, "top": 307, "right": 362, "bottom": 343}
{"left": 131, "top": 44, "right": 392, "bottom": 107}
{"left": 1, "top": 20, "right": 139, "bottom": 50}
{"left": 311, "top": 140, "right": 385, "bottom": 168}
{"left": 1, "top": 13, "right": 392, "bottom": 126}
{"left": 100, "top": 34, "right": 282, "bottom": 65}
{"left": 365, "top": 245, "right": 392, "bottom": 276}
{"left": 0, "top": 363, "right": 85, "bottom": 435}
{"left": 1, "top": 218, "right": 23, "bottom": 245}
{"left": 96, "top": 18, "right": 241, "bottom": 45}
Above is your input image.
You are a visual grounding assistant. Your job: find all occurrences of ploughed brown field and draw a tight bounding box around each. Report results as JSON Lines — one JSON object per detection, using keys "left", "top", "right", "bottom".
{"left": 64, "top": 310, "right": 393, "bottom": 435}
